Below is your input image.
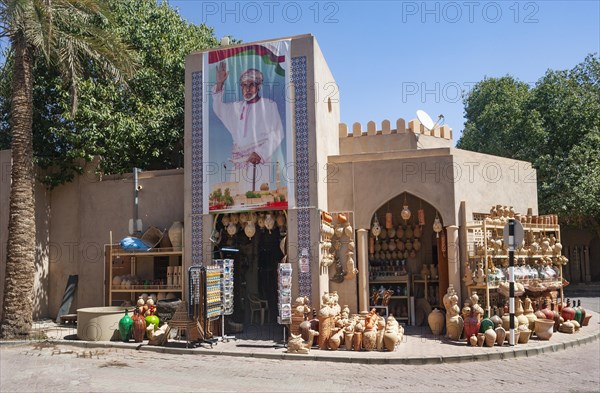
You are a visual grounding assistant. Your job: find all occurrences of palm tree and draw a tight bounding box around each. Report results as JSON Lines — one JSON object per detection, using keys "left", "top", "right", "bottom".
{"left": 0, "top": 0, "right": 136, "bottom": 338}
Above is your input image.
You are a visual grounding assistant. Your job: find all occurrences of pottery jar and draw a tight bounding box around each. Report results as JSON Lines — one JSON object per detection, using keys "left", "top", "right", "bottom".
{"left": 534, "top": 318, "right": 554, "bottom": 340}
{"left": 428, "top": 308, "right": 445, "bottom": 335}
{"left": 169, "top": 221, "right": 184, "bottom": 248}
{"left": 495, "top": 326, "right": 506, "bottom": 346}
{"left": 561, "top": 300, "right": 576, "bottom": 321}
{"left": 118, "top": 310, "right": 133, "bottom": 342}
{"left": 484, "top": 327, "right": 497, "bottom": 347}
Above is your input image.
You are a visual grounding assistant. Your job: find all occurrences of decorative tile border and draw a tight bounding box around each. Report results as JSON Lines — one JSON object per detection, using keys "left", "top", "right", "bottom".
{"left": 292, "top": 56, "right": 311, "bottom": 298}
{"left": 191, "top": 71, "right": 203, "bottom": 266}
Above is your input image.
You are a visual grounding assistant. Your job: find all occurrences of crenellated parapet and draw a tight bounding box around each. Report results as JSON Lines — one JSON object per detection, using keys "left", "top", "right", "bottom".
{"left": 337, "top": 118, "right": 453, "bottom": 155}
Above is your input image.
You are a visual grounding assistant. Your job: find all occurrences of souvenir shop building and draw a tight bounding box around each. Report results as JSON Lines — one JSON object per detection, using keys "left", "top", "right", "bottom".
{"left": 183, "top": 33, "right": 539, "bottom": 326}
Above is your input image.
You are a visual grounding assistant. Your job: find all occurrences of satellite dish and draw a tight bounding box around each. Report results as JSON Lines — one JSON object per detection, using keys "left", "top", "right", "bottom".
{"left": 416, "top": 110, "right": 445, "bottom": 131}
{"left": 416, "top": 110, "right": 435, "bottom": 131}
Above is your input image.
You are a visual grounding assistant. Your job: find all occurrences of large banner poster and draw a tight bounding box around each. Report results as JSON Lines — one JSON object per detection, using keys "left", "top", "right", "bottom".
{"left": 203, "top": 40, "right": 293, "bottom": 212}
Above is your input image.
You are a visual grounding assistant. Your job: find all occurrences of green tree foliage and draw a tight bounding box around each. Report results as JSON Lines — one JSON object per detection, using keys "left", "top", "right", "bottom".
{"left": 457, "top": 54, "right": 600, "bottom": 236}
{"left": 0, "top": 0, "right": 136, "bottom": 338}
{"left": 0, "top": 0, "right": 221, "bottom": 187}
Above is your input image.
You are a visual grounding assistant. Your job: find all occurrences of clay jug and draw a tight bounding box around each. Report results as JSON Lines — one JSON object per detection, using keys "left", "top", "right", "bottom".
{"left": 490, "top": 307, "right": 503, "bottom": 328}
{"left": 523, "top": 297, "right": 537, "bottom": 331}
{"left": 501, "top": 305, "right": 518, "bottom": 331}
{"left": 132, "top": 309, "right": 147, "bottom": 343}
{"left": 574, "top": 300, "right": 583, "bottom": 324}
{"left": 447, "top": 315, "right": 464, "bottom": 341}
{"left": 344, "top": 330, "right": 354, "bottom": 350}
{"left": 551, "top": 303, "right": 561, "bottom": 332}
{"left": 363, "top": 329, "right": 377, "bottom": 351}
{"left": 118, "top": 310, "right": 133, "bottom": 342}
{"left": 534, "top": 318, "right": 554, "bottom": 340}
{"left": 515, "top": 298, "right": 529, "bottom": 328}
{"left": 561, "top": 299, "right": 576, "bottom": 321}
{"left": 479, "top": 311, "right": 494, "bottom": 333}
{"left": 495, "top": 326, "right": 506, "bottom": 346}
{"left": 469, "top": 335, "right": 478, "bottom": 346}
{"left": 169, "top": 221, "right": 183, "bottom": 248}
{"left": 428, "top": 308, "right": 445, "bottom": 335}
{"left": 352, "top": 331, "right": 363, "bottom": 351}
{"left": 464, "top": 311, "right": 480, "bottom": 340}
{"left": 484, "top": 327, "right": 496, "bottom": 347}
{"left": 577, "top": 300, "right": 586, "bottom": 325}
{"left": 541, "top": 301, "right": 554, "bottom": 321}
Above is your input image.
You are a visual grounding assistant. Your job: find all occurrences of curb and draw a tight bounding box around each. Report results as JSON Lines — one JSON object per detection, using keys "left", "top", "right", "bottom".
{"left": 2, "top": 329, "right": 598, "bottom": 364}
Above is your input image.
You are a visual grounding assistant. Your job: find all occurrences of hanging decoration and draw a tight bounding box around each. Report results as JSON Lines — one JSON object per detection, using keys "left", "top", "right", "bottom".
{"left": 433, "top": 211, "right": 443, "bottom": 238}
{"left": 371, "top": 214, "right": 381, "bottom": 239}
{"left": 385, "top": 202, "right": 393, "bottom": 229}
{"left": 417, "top": 200, "right": 425, "bottom": 226}
{"left": 401, "top": 193, "right": 411, "bottom": 223}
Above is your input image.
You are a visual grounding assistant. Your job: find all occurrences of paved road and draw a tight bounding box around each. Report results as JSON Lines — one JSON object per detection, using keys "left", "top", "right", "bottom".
{"left": 1, "top": 338, "right": 599, "bottom": 392}
{"left": 1, "top": 295, "right": 598, "bottom": 393}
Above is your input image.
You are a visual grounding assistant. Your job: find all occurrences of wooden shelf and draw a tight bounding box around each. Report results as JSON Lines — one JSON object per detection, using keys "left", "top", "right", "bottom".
{"left": 111, "top": 285, "right": 183, "bottom": 293}
{"left": 107, "top": 233, "right": 184, "bottom": 306}
{"left": 370, "top": 276, "right": 409, "bottom": 283}
{"left": 390, "top": 296, "right": 408, "bottom": 299}
{"left": 112, "top": 247, "right": 183, "bottom": 257}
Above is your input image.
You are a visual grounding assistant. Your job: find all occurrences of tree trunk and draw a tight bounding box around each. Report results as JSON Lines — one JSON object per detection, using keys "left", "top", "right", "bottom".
{"left": 0, "top": 34, "right": 36, "bottom": 339}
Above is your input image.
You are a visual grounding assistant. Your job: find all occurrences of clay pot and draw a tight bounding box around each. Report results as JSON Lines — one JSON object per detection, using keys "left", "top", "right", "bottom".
{"left": 344, "top": 331, "right": 354, "bottom": 350}
{"left": 464, "top": 313, "right": 481, "bottom": 339}
{"left": 469, "top": 334, "right": 478, "bottom": 347}
{"left": 428, "top": 308, "right": 445, "bottom": 335}
{"left": 446, "top": 315, "right": 464, "bottom": 341}
{"left": 328, "top": 329, "right": 344, "bottom": 350}
{"left": 534, "top": 318, "right": 554, "bottom": 340}
{"left": 484, "top": 328, "right": 496, "bottom": 347}
{"left": 518, "top": 329, "right": 531, "bottom": 344}
{"left": 363, "top": 330, "right": 377, "bottom": 351}
{"left": 318, "top": 316, "right": 333, "bottom": 349}
{"left": 582, "top": 314, "right": 593, "bottom": 327}
{"left": 132, "top": 310, "right": 147, "bottom": 343}
{"left": 352, "top": 332, "right": 363, "bottom": 351}
{"left": 477, "top": 333, "right": 485, "bottom": 347}
{"left": 495, "top": 327, "right": 506, "bottom": 346}
{"left": 561, "top": 302, "right": 576, "bottom": 321}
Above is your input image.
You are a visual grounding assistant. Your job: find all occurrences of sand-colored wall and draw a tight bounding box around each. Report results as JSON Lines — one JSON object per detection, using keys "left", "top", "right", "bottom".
{"left": 452, "top": 148, "right": 538, "bottom": 222}
{"left": 328, "top": 148, "right": 457, "bottom": 230}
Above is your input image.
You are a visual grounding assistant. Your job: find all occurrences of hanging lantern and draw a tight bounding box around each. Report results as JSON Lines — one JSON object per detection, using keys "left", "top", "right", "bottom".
{"left": 371, "top": 215, "right": 381, "bottom": 239}
{"left": 433, "top": 213, "right": 443, "bottom": 238}
{"left": 401, "top": 193, "right": 411, "bottom": 223}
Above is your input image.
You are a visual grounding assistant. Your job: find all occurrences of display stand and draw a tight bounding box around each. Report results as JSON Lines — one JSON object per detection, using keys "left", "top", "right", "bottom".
{"left": 187, "top": 266, "right": 219, "bottom": 348}
{"left": 216, "top": 259, "right": 236, "bottom": 342}
{"left": 276, "top": 263, "right": 292, "bottom": 347}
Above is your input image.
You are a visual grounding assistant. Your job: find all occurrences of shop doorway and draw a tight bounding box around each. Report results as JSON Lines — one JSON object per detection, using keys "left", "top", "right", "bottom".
{"left": 212, "top": 211, "right": 286, "bottom": 339}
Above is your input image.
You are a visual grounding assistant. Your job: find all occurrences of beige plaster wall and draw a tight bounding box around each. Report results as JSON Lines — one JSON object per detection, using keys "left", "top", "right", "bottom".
{"left": 328, "top": 148, "right": 457, "bottom": 230}
{"left": 452, "top": 148, "right": 538, "bottom": 222}
{"left": 312, "top": 39, "right": 340, "bottom": 211}
{"left": 48, "top": 168, "right": 184, "bottom": 317}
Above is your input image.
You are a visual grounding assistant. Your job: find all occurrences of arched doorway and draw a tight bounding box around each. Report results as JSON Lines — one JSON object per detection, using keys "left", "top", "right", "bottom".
{"left": 366, "top": 192, "right": 446, "bottom": 326}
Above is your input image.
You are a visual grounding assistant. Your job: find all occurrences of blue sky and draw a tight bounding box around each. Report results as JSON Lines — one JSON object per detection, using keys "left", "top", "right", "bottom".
{"left": 170, "top": 0, "right": 599, "bottom": 142}
{"left": 1, "top": 1, "right": 598, "bottom": 143}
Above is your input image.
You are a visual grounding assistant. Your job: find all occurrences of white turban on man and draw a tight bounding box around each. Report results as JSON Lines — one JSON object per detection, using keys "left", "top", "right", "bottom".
{"left": 239, "top": 68, "right": 264, "bottom": 85}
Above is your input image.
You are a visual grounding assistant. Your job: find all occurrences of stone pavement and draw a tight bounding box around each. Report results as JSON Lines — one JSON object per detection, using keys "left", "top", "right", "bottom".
{"left": 6, "top": 308, "right": 598, "bottom": 365}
